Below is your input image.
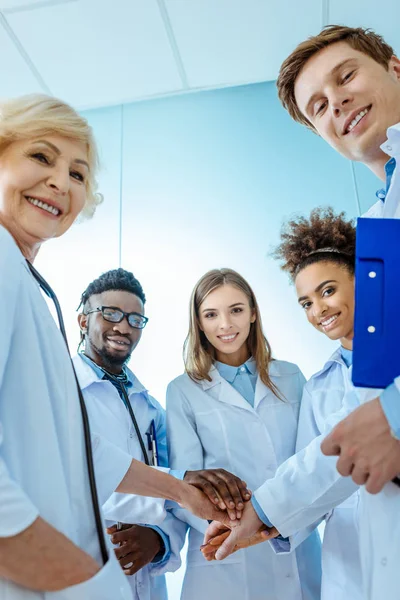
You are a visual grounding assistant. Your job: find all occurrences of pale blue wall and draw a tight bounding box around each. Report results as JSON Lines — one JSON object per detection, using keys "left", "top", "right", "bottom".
{"left": 39, "top": 80, "right": 380, "bottom": 385}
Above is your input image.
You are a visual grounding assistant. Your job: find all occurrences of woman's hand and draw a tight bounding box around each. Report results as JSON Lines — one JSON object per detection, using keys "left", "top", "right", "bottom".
{"left": 178, "top": 482, "right": 236, "bottom": 523}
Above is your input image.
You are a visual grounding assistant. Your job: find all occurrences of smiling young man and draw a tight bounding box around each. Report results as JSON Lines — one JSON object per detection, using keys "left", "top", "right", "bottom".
{"left": 275, "top": 25, "right": 400, "bottom": 600}
{"left": 74, "top": 268, "right": 251, "bottom": 600}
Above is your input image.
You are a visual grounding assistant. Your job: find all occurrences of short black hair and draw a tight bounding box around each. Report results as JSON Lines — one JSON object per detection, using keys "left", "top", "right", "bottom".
{"left": 78, "top": 268, "right": 146, "bottom": 311}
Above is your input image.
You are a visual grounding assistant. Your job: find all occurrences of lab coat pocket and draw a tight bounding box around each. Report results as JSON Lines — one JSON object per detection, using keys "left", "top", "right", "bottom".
{"left": 45, "top": 553, "right": 133, "bottom": 600}
{"left": 194, "top": 409, "right": 230, "bottom": 465}
{"left": 186, "top": 546, "right": 242, "bottom": 567}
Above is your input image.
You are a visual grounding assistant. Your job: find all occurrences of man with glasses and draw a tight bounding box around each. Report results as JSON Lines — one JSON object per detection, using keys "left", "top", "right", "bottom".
{"left": 74, "top": 268, "right": 250, "bottom": 600}
{"left": 74, "top": 268, "right": 185, "bottom": 600}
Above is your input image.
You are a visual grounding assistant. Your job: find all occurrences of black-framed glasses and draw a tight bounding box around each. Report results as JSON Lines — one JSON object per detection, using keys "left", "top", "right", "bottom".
{"left": 85, "top": 306, "right": 149, "bottom": 330}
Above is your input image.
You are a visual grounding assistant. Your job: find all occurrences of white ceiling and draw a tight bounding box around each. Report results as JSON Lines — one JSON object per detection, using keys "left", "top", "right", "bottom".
{"left": 0, "top": 0, "right": 399, "bottom": 110}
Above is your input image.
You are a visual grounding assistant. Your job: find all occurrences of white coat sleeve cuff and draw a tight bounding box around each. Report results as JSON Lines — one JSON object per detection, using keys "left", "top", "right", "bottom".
{"left": 380, "top": 382, "right": 400, "bottom": 439}
{"left": 44, "top": 554, "right": 133, "bottom": 600}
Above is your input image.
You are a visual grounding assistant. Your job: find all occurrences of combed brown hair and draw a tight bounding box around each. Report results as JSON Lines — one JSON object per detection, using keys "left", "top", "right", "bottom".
{"left": 277, "top": 25, "right": 395, "bottom": 132}
{"left": 273, "top": 207, "right": 356, "bottom": 280}
{"left": 184, "top": 268, "right": 281, "bottom": 398}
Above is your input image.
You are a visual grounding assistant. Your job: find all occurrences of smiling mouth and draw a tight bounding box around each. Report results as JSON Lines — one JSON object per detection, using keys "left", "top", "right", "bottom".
{"left": 217, "top": 333, "right": 239, "bottom": 343}
{"left": 320, "top": 314, "right": 340, "bottom": 331}
{"left": 344, "top": 105, "right": 371, "bottom": 135}
{"left": 26, "top": 196, "right": 61, "bottom": 217}
{"left": 107, "top": 338, "right": 131, "bottom": 350}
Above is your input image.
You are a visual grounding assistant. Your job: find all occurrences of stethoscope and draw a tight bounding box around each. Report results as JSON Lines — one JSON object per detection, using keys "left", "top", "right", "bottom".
{"left": 26, "top": 260, "right": 109, "bottom": 565}
{"left": 95, "top": 368, "right": 150, "bottom": 468}
{"left": 94, "top": 369, "right": 152, "bottom": 531}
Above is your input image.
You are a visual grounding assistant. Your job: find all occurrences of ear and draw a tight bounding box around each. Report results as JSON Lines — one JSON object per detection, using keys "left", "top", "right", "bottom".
{"left": 77, "top": 312, "right": 88, "bottom": 334}
{"left": 389, "top": 55, "right": 400, "bottom": 82}
{"left": 250, "top": 309, "right": 256, "bottom": 324}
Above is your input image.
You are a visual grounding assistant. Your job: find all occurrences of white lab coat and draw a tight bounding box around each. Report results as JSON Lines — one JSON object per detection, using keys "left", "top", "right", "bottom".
{"left": 73, "top": 356, "right": 187, "bottom": 600}
{"left": 293, "top": 350, "right": 362, "bottom": 600}
{"left": 0, "top": 225, "right": 133, "bottom": 599}
{"left": 166, "top": 360, "right": 322, "bottom": 600}
{"left": 353, "top": 125, "right": 400, "bottom": 600}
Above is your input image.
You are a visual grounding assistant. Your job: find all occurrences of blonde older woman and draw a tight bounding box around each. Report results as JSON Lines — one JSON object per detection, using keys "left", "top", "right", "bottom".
{"left": 0, "top": 95, "right": 231, "bottom": 600}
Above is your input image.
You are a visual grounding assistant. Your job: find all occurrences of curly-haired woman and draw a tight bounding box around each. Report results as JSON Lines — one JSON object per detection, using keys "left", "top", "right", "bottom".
{"left": 203, "top": 207, "right": 363, "bottom": 600}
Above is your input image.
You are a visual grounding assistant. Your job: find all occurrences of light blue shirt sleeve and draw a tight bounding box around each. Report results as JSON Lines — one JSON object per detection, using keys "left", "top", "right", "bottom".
{"left": 143, "top": 524, "right": 171, "bottom": 564}
{"left": 251, "top": 496, "right": 290, "bottom": 549}
{"left": 169, "top": 469, "right": 186, "bottom": 480}
{"left": 380, "top": 383, "right": 400, "bottom": 439}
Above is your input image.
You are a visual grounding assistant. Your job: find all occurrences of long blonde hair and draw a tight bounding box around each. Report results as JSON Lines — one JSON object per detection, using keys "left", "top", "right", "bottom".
{"left": 184, "top": 268, "right": 281, "bottom": 398}
{"left": 0, "top": 93, "right": 102, "bottom": 219}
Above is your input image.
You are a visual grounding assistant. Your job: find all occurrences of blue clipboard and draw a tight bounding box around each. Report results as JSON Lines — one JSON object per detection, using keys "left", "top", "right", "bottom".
{"left": 352, "top": 217, "right": 400, "bottom": 388}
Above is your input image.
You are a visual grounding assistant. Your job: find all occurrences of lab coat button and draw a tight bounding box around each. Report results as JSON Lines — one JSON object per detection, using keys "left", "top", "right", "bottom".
{"left": 386, "top": 145, "right": 392, "bottom": 152}
{"left": 240, "top": 367, "right": 246, "bottom": 372}
{"left": 381, "top": 557, "right": 387, "bottom": 566}
{"left": 130, "top": 433, "right": 133, "bottom": 438}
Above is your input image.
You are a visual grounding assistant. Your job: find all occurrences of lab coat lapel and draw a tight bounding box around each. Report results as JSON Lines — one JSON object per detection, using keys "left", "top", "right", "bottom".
{"left": 254, "top": 376, "right": 270, "bottom": 411}
{"left": 200, "top": 366, "right": 255, "bottom": 413}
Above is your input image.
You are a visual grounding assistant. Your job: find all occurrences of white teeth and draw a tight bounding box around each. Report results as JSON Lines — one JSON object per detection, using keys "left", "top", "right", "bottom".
{"left": 347, "top": 108, "right": 369, "bottom": 133}
{"left": 219, "top": 334, "right": 236, "bottom": 341}
{"left": 321, "top": 315, "right": 338, "bottom": 327}
{"left": 26, "top": 196, "right": 60, "bottom": 216}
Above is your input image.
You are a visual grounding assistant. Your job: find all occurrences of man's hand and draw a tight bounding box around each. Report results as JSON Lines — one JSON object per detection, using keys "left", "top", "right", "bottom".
{"left": 184, "top": 469, "right": 251, "bottom": 520}
{"left": 107, "top": 524, "right": 163, "bottom": 576}
{"left": 200, "top": 523, "right": 277, "bottom": 561}
{"left": 321, "top": 397, "right": 400, "bottom": 494}
{"left": 201, "top": 501, "right": 275, "bottom": 561}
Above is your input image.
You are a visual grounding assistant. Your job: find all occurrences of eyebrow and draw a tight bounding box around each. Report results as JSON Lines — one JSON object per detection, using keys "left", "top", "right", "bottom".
{"left": 33, "top": 139, "right": 90, "bottom": 170}
{"left": 201, "top": 302, "right": 245, "bottom": 313}
{"left": 305, "top": 59, "right": 357, "bottom": 117}
{"left": 298, "top": 280, "right": 337, "bottom": 304}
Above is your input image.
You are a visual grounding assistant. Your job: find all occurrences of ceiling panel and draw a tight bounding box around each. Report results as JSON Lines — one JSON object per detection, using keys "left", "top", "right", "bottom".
{"left": 165, "top": 0, "right": 323, "bottom": 87}
{"left": 6, "top": 0, "right": 184, "bottom": 109}
{"left": 329, "top": 0, "right": 400, "bottom": 51}
{"left": 0, "top": 0, "right": 68, "bottom": 9}
{"left": 0, "top": 18, "right": 45, "bottom": 97}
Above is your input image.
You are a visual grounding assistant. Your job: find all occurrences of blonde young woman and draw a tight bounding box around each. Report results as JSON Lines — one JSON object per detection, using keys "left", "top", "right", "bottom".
{"left": 0, "top": 95, "right": 232, "bottom": 600}
{"left": 166, "top": 269, "right": 322, "bottom": 600}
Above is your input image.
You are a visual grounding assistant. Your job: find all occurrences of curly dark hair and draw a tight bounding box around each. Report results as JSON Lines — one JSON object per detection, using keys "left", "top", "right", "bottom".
{"left": 78, "top": 268, "right": 146, "bottom": 310}
{"left": 273, "top": 207, "right": 356, "bottom": 280}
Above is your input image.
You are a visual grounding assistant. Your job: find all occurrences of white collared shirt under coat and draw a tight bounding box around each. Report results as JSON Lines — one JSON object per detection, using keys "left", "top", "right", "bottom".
{"left": 166, "top": 359, "right": 322, "bottom": 600}
{"left": 0, "top": 226, "right": 133, "bottom": 599}
{"left": 350, "top": 123, "right": 400, "bottom": 600}
{"left": 73, "top": 355, "right": 187, "bottom": 600}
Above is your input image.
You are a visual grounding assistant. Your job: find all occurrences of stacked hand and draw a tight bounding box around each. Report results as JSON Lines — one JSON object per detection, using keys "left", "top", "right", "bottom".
{"left": 183, "top": 468, "right": 251, "bottom": 520}
{"left": 200, "top": 501, "right": 280, "bottom": 561}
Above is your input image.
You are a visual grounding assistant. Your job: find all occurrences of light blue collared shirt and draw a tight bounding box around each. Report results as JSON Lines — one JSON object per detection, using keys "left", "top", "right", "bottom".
{"left": 340, "top": 347, "right": 353, "bottom": 369}
{"left": 375, "top": 157, "right": 400, "bottom": 440}
{"left": 215, "top": 357, "right": 257, "bottom": 406}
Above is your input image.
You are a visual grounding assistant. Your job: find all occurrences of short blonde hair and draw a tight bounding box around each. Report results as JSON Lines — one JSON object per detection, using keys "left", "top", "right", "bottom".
{"left": 0, "top": 94, "right": 102, "bottom": 218}
{"left": 184, "top": 268, "right": 282, "bottom": 399}
{"left": 277, "top": 25, "right": 395, "bottom": 132}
